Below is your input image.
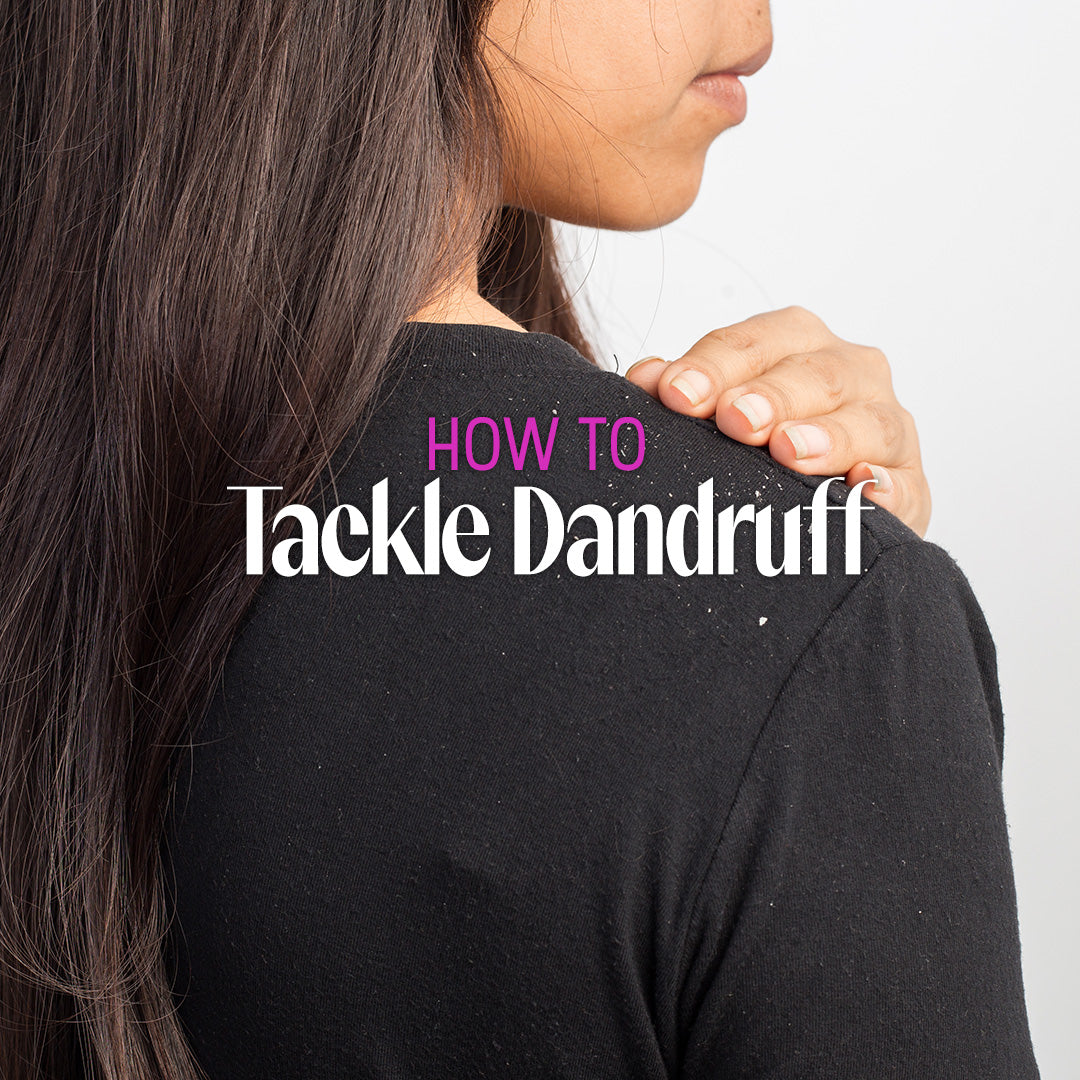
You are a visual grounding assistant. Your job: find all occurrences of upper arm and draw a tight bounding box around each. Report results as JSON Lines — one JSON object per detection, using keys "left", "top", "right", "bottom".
{"left": 677, "top": 541, "right": 1039, "bottom": 1079}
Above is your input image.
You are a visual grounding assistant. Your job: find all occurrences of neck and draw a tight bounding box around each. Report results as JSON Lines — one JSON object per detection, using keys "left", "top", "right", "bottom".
{"left": 407, "top": 269, "right": 528, "bottom": 333}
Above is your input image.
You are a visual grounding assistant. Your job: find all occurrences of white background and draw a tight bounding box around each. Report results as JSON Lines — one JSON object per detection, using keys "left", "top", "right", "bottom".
{"left": 560, "top": 2, "right": 1079, "bottom": 1075}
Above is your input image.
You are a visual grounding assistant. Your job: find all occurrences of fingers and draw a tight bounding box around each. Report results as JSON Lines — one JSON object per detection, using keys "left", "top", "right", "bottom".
{"left": 624, "top": 355, "right": 931, "bottom": 536}
{"left": 710, "top": 346, "right": 890, "bottom": 446}
{"left": 766, "top": 400, "right": 918, "bottom": 475}
{"left": 626, "top": 306, "right": 835, "bottom": 421}
{"left": 846, "top": 462, "right": 932, "bottom": 538}
{"left": 765, "top": 401, "right": 929, "bottom": 537}
{"left": 621, "top": 308, "right": 932, "bottom": 536}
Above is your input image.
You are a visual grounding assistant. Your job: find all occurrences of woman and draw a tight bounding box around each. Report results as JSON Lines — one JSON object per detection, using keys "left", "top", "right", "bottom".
{"left": 0, "top": 1, "right": 1036, "bottom": 1078}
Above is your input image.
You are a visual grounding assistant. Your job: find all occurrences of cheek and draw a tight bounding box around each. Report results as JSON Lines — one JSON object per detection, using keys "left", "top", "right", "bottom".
{"left": 499, "top": 77, "right": 720, "bottom": 230}
{"left": 487, "top": 3, "right": 727, "bottom": 228}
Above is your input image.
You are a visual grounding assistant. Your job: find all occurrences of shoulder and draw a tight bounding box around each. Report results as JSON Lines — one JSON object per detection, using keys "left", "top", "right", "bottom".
{"left": 234, "top": 321, "right": 982, "bottom": 778}
{"left": 675, "top": 532, "right": 1027, "bottom": 1079}
{"left": 166, "top": 326, "right": 1012, "bottom": 1076}
{"left": 290, "top": 322, "right": 969, "bottom": 738}
{"left": 362, "top": 322, "right": 921, "bottom": 558}
{"left": 291, "top": 321, "right": 994, "bottom": 840}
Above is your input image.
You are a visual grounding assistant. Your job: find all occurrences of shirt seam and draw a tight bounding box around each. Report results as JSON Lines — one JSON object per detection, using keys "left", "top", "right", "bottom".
{"left": 670, "top": 536, "right": 926, "bottom": 1011}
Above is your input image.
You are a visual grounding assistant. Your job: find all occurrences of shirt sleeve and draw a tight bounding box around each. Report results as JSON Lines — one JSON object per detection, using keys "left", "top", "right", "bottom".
{"left": 676, "top": 540, "right": 1041, "bottom": 1079}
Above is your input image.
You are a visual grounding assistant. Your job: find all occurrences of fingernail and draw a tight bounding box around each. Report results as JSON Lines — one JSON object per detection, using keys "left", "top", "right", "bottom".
{"left": 731, "top": 393, "right": 774, "bottom": 433}
{"left": 785, "top": 423, "right": 830, "bottom": 460}
{"left": 626, "top": 355, "right": 666, "bottom": 376}
{"left": 669, "top": 368, "right": 713, "bottom": 407}
{"left": 869, "top": 464, "right": 893, "bottom": 494}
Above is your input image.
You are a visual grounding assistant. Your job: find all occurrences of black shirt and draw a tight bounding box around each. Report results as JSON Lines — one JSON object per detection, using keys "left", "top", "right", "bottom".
{"left": 165, "top": 321, "right": 1040, "bottom": 1078}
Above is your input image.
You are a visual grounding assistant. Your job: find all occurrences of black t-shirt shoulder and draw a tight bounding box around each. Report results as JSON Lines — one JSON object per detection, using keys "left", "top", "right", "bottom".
{"left": 678, "top": 540, "right": 1031, "bottom": 1077}
{"left": 164, "top": 322, "right": 1038, "bottom": 1079}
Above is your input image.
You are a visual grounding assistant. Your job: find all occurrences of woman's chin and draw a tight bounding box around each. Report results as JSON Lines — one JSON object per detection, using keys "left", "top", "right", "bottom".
{"left": 600, "top": 180, "right": 704, "bottom": 231}
{"left": 517, "top": 164, "right": 706, "bottom": 232}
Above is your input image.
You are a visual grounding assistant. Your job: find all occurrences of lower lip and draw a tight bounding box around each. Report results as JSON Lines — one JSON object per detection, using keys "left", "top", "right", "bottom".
{"left": 688, "top": 72, "right": 748, "bottom": 122}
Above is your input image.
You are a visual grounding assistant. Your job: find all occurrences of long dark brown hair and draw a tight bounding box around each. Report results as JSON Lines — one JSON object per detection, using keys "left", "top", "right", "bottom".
{"left": 0, "top": 2, "right": 594, "bottom": 1075}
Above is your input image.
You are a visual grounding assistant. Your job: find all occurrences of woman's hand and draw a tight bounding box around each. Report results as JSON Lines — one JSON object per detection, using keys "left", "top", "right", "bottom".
{"left": 624, "top": 306, "right": 931, "bottom": 537}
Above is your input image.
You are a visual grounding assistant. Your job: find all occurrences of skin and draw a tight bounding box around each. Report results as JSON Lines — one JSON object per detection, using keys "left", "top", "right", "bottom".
{"left": 410, "top": 0, "right": 932, "bottom": 535}
{"left": 483, "top": 0, "right": 773, "bottom": 229}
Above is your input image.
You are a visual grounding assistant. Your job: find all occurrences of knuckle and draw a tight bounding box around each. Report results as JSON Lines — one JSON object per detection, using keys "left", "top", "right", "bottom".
{"left": 706, "top": 324, "right": 759, "bottom": 355}
{"left": 784, "top": 304, "right": 826, "bottom": 331}
{"left": 760, "top": 381, "right": 796, "bottom": 418}
{"left": 811, "top": 351, "right": 847, "bottom": 408}
{"left": 829, "top": 418, "right": 854, "bottom": 458}
{"left": 703, "top": 325, "right": 769, "bottom": 375}
{"left": 894, "top": 404, "right": 920, "bottom": 452}
{"left": 862, "top": 345, "right": 892, "bottom": 382}
{"left": 864, "top": 400, "right": 905, "bottom": 449}
{"left": 784, "top": 350, "right": 845, "bottom": 409}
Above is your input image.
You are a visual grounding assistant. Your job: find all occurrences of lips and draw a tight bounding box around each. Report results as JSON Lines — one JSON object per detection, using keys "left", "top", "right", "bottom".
{"left": 687, "top": 71, "right": 748, "bottom": 122}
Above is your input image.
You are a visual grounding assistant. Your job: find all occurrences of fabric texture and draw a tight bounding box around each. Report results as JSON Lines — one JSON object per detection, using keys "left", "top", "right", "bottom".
{"left": 164, "top": 321, "right": 1040, "bottom": 1078}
